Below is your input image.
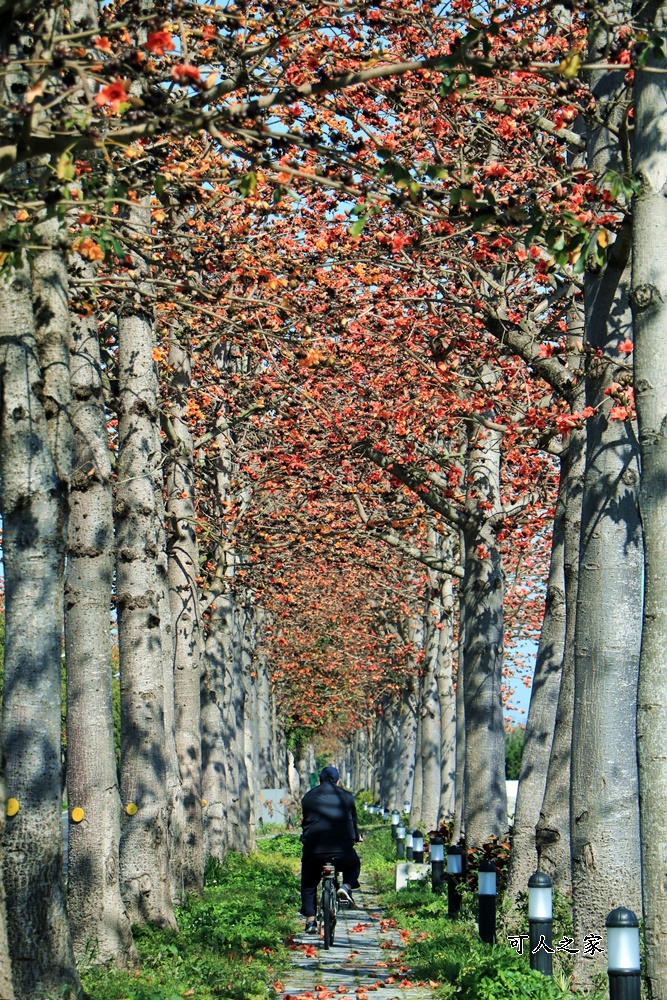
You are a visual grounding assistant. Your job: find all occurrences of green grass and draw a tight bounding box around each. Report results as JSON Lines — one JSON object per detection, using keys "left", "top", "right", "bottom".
{"left": 358, "top": 828, "right": 607, "bottom": 1000}
{"left": 80, "top": 851, "right": 301, "bottom": 1000}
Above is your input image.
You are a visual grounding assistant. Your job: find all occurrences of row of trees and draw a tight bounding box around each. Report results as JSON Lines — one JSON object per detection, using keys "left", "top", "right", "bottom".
{"left": 4, "top": 0, "right": 667, "bottom": 997}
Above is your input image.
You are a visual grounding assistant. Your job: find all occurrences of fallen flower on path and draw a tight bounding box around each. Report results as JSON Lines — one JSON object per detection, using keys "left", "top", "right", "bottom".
{"left": 300, "top": 945, "right": 317, "bottom": 958}
{"left": 374, "top": 962, "right": 388, "bottom": 968}
{"left": 350, "top": 923, "right": 372, "bottom": 932}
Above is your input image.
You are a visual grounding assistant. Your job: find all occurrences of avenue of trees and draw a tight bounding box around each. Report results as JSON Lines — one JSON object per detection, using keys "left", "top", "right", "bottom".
{"left": 3, "top": 0, "right": 667, "bottom": 997}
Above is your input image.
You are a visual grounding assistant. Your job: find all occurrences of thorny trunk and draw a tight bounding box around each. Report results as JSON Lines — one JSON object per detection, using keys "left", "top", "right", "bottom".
{"left": 0, "top": 255, "right": 79, "bottom": 997}
{"left": 632, "top": 6, "right": 667, "bottom": 995}
{"left": 65, "top": 267, "right": 136, "bottom": 965}
{"left": 462, "top": 424, "right": 507, "bottom": 846}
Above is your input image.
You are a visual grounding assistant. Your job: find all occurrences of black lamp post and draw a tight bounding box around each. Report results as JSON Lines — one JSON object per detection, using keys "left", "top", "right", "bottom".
{"left": 405, "top": 831, "right": 414, "bottom": 861}
{"left": 391, "top": 809, "right": 400, "bottom": 838}
{"left": 430, "top": 836, "right": 444, "bottom": 891}
{"left": 447, "top": 846, "right": 464, "bottom": 917}
{"left": 396, "top": 824, "right": 406, "bottom": 860}
{"left": 606, "top": 907, "right": 640, "bottom": 1000}
{"left": 412, "top": 830, "right": 424, "bottom": 863}
{"left": 478, "top": 860, "right": 497, "bottom": 944}
{"left": 528, "top": 872, "right": 553, "bottom": 976}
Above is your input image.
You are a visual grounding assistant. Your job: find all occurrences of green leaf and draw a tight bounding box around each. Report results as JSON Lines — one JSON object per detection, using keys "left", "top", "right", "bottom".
{"left": 349, "top": 215, "right": 367, "bottom": 237}
{"left": 155, "top": 174, "right": 166, "bottom": 198}
{"left": 426, "top": 164, "right": 449, "bottom": 180}
{"left": 240, "top": 172, "right": 257, "bottom": 197}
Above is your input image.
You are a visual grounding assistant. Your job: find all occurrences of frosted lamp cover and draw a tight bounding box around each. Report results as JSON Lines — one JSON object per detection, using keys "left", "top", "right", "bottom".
{"left": 392, "top": 810, "right": 400, "bottom": 823}
{"left": 478, "top": 871, "right": 496, "bottom": 895}
{"left": 406, "top": 833, "right": 414, "bottom": 847}
{"left": 363, "top": 803, "right": 369, "bottom": 811}
{"left": 430, "top": 842, "right": 444, "bottom": 862}
{"left": 607, "top": 926, "right": 640, "bottom": 971}
{"left": 403, "top": 801, "right": 411, "bottom": 811}
{"left": 447, "top": 853, "right": 463, "bottom": 874}
{"left": 528, "top": 886, "right": 553, "bottom": 920}
{"left": 413, "top": 834, "right": 424, "bottom": 851}
{"left": 396, "top": 825, "right": 406, "bottom": 838}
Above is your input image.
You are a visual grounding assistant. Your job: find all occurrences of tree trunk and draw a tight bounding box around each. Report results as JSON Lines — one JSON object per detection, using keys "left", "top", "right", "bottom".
{"left": 632, "top": 9, "right": 667, "bottom": 994}
{"left": 0, "top": 256, "right": 81, "bottom": 997}
{"left": 462, "top": 425, "right": 507, "bottom": 846}
{"left": 427, "top": 529, "right": 456, "bottom": 826}
{"left": 255, "top": 610, "right": 277, "bottom": 789}
{"left": 421, "top": 579, "right": 443, "bottom": 832}
{"left": 395, "top": 675, "right": 418, "bottom": 811}
{"left": 201, "top": 592, "right": 235, "bottom": 860}
{"left": 571, "top": 11, "right": 642, "bottom": 977}
{"left": 0, "top": 774, "right": 13, "bottom": 1000}
{"left": 536, "top": 421, "right": 586, "bottom": 891}
{"left": 452, "top": 575, "right": 466, "bottom": 844}
{"left": 506, "top": 449, "right": 567, "bottom": 902}
{"left": 115, "top": 298, "right": 176, "bottom": 929}
{"left": 65, "top": 278, "right": 136, "bottom": 965}
{"left": 165, "top": 333, "right": 204, "bottom": 896}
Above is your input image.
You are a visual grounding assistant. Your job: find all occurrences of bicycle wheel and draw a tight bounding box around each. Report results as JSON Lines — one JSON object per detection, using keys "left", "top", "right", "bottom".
{"left": 322, "top": 881, "right": 335, "bottom": 949}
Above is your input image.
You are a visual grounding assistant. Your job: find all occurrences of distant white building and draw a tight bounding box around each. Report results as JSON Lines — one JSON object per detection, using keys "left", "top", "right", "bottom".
{"left": 506, "top": 780, "right": 519, "bottom": 825}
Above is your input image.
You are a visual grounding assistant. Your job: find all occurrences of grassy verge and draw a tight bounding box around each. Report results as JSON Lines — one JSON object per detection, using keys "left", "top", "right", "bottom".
{"left": 81, "top": 845, "right": 302, "bottom": 1000}
{"left": 358, "top": 827, "right": 606, "bottom": 1000}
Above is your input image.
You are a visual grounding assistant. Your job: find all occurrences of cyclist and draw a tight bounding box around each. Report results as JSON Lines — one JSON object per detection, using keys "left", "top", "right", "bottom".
{"left": 299, "top": 765, "right": 363, "bottom": 934}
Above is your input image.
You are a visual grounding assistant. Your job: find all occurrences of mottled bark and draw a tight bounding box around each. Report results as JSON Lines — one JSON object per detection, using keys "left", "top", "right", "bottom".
{"left": 570, "top": 10, "right": 642, "bottom": 979}
{"left": 462, "top": 425, "right": 507, "bottom": 846}
{"left": 536, "top": 420, "right": 585, "bottom": 891}
{"left": 0, "top": 257, "right": 81, "bottom": 997}
{"left": 421, "top": 576, "right": 443, "bottom": 832}
{"left": 429, "top": 531, "right": 456, "bottom": 826}
{"left": 452, "top": 578, "right": 465, "bottom": 844}
{"left": 166, "top": 333, "right": 204, "bottom": 896}
{"left": 506, "top": 452, "right": 566, "bottom": 902}
{"left": 394, "top": 675, "right": 418, "bottom": 811}
{"left": 0, "top": 776, "right": 13, "bottom": 1000}
{"left": 66, "top": 278, "right": 136, "bottom": 964}
{"left": 201, "top": 592, "right": 235, "bottom": 860}
{"left": 632, "top": 7, "right": 667, "bottom": 995}
{"left": 115, "top": 299, "right": 176, "bottom": 928}
{"left": 255, "top": 610, "right": 277, "bottom": 788}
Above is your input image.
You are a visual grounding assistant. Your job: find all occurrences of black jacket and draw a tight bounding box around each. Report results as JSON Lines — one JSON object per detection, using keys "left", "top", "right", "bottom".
{"left": 300, "top": 781, "right": 359, "bottom": 854}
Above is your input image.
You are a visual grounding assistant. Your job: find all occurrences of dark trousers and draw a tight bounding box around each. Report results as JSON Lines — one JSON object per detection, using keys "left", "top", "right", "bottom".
{"left": 300, "top": 847, "right": 361, "bottom": 917}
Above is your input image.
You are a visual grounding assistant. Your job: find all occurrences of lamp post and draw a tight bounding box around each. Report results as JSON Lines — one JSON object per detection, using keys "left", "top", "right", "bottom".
{"left": 528, "top": 872, "right": 553, "bottom": 976}
{"left": 412, "top": 830, "right": 424, "bottom": 863}
{"left": 391, "top": 809, "right": 400, "bottom": 838}
{"left": 403, "top": 800, "right": 411, "bottom": 815}
{"left": 406, "top": 831, "right": 414, "bottom": 862}
{"left": 447, "top": 846, "right": 464, "bottom": 918}
{"left": 430, "top": 836, "right": 444, "bottom": 891}
{"left": 478, "top": 860, "right": 497, "bottom": 944}
{"left": 606, "top": 907, "right": 640, "bottom": 1000}
{"left": 396, "top": 824, "right": 406, "bottom": 860}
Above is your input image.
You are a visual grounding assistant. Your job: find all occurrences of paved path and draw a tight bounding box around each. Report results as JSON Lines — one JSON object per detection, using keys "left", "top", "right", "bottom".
{"left": 278, "top": 876, "right": 436, "bottom": 1000}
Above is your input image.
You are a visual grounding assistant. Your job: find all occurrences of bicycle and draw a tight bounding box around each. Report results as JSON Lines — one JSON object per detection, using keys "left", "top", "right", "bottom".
{"left": 317, "top": 859, "right": 339, "bottom": 949}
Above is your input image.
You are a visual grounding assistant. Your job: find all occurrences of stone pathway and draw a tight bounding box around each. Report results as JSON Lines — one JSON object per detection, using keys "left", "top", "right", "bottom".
{"left": 278, "top": 876, "right": 436, "bottom": 1000}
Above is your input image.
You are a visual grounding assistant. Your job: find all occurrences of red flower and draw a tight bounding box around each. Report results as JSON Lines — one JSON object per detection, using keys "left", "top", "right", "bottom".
{"left": 172, "top": 63, "right": 201, "bottom": 85}
{"left": 618, "top": 338, "right": 634, "bottom": 355}
{"left": 202, "top": 24, "right": 217, "bottom": 39}
{"left": 94, "top": 80, "right": 128, "bottom": 111}
{"left": 145, "top": 31, "right": 176, "bottom": 56}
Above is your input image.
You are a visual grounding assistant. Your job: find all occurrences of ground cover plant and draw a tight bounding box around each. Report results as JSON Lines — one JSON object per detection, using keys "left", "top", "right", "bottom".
{"left": 80, "top": 852, "right": 300, "bottom": 1000}
{"left": 359, "top": 829, "right": 607, "bottom": 1000}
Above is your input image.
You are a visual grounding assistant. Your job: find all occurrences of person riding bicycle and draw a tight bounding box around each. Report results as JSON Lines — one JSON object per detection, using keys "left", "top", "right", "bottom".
{"left": 299, "top": 765, "right": 362, "bottom": 934}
